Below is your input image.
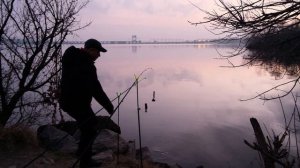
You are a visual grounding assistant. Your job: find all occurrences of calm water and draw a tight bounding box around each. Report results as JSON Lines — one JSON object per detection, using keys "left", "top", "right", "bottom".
{"left": 74, "top": 44, "right": 296, "bottom": 168}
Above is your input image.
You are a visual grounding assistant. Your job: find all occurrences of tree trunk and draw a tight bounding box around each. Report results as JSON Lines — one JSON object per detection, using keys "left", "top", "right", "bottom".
{"left": 0, "top": 106, "right": 13, "bottom": 127}
{"left": 250, "top": 118, "right": 275, "bottom": 168}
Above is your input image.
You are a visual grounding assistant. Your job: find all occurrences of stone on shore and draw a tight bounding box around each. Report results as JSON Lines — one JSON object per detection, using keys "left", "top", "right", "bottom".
{"left": 36, "top": 123, "right": 183, "bottom": 168}
{"left": 93, "top": 129, "right": 129, "bottom": 154}
{"left": 37, "top": 125, "right": 77, "bottom": 153}
{"left": 37, "top": 124, "right": 128, "bottom": 154}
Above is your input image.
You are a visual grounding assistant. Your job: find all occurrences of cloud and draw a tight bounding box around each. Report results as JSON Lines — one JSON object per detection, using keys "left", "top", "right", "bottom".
{"left": 90, "top": 0, "right": 193, "bottom": 15}
{"left": 73, "top": 0, "right": 218, "bottom": 41}
{"left": 82, "top": 0, "right": 202, "bottom": 22}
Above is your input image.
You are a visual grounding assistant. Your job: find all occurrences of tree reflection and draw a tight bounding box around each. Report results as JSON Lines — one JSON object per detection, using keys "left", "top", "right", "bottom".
{"left": 244, "top": 50, "right": 300, "bottom": 80}
{"left": 238, "top": 47, "right": 300, "bottom": 101}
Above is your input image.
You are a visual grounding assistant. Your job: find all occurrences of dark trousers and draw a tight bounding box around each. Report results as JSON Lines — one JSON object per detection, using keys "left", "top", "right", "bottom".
{"left": 66, "top": 106, "right": 98, "bottom": 167}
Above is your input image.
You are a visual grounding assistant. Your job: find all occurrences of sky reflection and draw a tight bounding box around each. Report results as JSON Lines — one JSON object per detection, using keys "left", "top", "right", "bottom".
{"left": 85, "top": 44, "right": 298, "bottom": 167}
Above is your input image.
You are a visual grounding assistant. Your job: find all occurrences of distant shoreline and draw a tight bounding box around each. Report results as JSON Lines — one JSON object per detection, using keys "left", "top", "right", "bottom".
{"left": 64, "top": 38, "right": 242, "bottom": 45}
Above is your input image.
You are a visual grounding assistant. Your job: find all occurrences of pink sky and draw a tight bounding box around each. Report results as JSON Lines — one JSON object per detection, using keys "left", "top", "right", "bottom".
{"left": 71, "top": 0, "right": 219, "bottom": 41}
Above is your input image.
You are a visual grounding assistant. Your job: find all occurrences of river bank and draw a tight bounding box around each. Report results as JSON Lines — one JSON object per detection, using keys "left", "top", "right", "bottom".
{"left": 0, "top": 124, "right": 186, "bottom": 168}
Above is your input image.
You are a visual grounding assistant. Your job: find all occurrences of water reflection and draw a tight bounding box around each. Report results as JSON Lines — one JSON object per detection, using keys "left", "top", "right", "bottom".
{"left": 244, "top": 50, "right": 300, "bottom": 79}
{"left": 88, "top": 44, "right": 298, "bottom": 168}
{"left": 150, "top": 124, "right": 259, "bottom": 168}
{"left": 240, "top": 48, "right": 300, "bottom": 166}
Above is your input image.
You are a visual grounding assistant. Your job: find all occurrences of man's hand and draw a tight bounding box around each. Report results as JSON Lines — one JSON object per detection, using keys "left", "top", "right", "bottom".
{"left": 95, "top": 116, "right": 121, "bottom": 134}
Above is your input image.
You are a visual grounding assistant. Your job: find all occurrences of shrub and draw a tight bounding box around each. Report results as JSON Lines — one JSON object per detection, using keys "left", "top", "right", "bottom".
{"left": 0, "top": 125, "right": 38, "bottom": 152}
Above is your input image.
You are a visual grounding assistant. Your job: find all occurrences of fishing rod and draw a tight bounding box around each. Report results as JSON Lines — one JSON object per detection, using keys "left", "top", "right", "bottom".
{"left": 22, "top": 80, "right": 135, "bottom": 168}
{"left": 71, "top": 81, "right": 135, "bottom": 167}
{"left": 94, "top": 68, "right": 152, "bottom": 116}
{"left": 135, "top": 76, "right": 144, "bottom": 168}
{"left": 117, "top": 93, "right": 121, "bottom": 165}
{"left": 71, "top": 70, "right": 151, "bottom": 167}
{"left": 23, "top": 69, "right": 151, "bottom": 168}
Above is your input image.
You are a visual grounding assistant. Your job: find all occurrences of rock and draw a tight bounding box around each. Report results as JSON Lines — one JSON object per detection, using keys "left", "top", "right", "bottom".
{"left": 152, "top": 162, "right": 183, "bottom": 168}
{"left": 195, "top": 166, "right": 204, "bottom": 168}
{"left": 93, "top": 130, "right": 129, "bottom": 154}
{"left": 95, "top": 116, "right": 121, "bottom": 134}
{"left": 72, "top": 130, "right": 81, "bottom": 141}
{"left": 127, "top": 140, "right": 136, "bottom": 159}
{"left": 36, "top": 125, "right": 128, "bottom": 155}
{"left": 136, "top": 146, "right": 152, "bottom": 161}
{"left": 173, "top": 163, "right": 183, "bottom": 168}
{"left": 53, "top": 116, "right": 121, "bottom": 136}
{"left": 175, "top": 163, "right": 183, "bottom": 168}
{"left": 7, "top": 166, "right": 16, "bottom": 168}
{"left": 36, "top": 125, "right": 179, "bottom": 168}
{"left": 36, "top": 125, "right": 77, "bottom": 153}
{"left": 153, "top": 162, "right": 171, "bottom": 168}
{"left": 92, "top": 149, "right": 114, "bottom": 162}
{"left": 40, "top": 157, "right": 55, "bottom": 165}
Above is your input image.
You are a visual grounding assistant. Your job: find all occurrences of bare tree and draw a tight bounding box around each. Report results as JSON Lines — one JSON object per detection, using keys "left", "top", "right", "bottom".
{"left": 191, "top": 0, "right": 300, "bottom": 39}
{"left": 190, "top": 0, "right": 300, "bottom": 100}
{"left": 0, "top": 0, "right": 89, "bottom": 127}
{"left": 192, "top": 1, "right": 300, "bottom": 167}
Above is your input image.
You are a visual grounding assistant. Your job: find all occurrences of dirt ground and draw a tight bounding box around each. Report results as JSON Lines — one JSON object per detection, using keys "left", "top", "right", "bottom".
{"left": 0, "top": 126, "right": 162, "bottom": 168}
{"left": 0, "top": 148, "right": 78, "bottom": 168}
{"left": 0, "top": 147, "right": 161, "bottom": 168}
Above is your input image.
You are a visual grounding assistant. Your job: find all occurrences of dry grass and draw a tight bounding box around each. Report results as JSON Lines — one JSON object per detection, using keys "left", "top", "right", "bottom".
{"left": 0, "top": 125, "right": 38, "bottom": 152}
{"left": 0, "top": 126, "right": 165, "bottom": 168}
{"left": 103, "top": 155, "right": 162, "bottom": 168}
{"left": 0, "top": 125, "right": 76, "bottom": 168}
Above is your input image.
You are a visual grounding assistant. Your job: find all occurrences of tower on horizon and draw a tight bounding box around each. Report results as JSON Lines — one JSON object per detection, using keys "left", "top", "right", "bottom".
{"left": 132, "top": 35, "right": 137, "bottom": 43}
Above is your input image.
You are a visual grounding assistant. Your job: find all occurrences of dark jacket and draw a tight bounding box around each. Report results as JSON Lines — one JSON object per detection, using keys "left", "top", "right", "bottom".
{"left": 59, "top": 46, "right": 113, "bottom": 113}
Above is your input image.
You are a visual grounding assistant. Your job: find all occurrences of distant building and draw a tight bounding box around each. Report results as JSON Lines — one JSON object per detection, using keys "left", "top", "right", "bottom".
{"left": 132, "top": 35, "right": 137, "bottom": 44}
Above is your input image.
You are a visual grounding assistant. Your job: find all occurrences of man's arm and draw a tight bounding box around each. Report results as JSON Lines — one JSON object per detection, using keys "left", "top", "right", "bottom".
{"left": 93, "top": 80, "right": 114, "bottom": 114}
{"left": 90, "top": 66, "right": 114, "bottom": 114}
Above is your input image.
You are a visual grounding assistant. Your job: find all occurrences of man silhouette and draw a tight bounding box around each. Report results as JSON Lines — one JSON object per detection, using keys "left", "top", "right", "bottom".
{"left": 60, "top": 39, "right": 114, "bottom": 167}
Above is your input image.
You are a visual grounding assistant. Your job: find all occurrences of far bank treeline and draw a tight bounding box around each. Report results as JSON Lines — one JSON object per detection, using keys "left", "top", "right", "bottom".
{"left": 246, "top": 26, "right": 300, "bottom": 59}
{"left": 244, "top": 26, "right": 300, "bottom": 71}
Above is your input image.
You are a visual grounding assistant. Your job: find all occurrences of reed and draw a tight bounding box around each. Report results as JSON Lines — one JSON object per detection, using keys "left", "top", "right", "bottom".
{"left": 245, "top": 93, "right": 300, "bottom": 168}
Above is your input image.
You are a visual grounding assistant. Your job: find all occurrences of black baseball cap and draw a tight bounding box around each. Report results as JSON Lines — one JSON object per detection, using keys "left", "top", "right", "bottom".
{"left": 84, "top": 39, "right": 107, "bottom": 52}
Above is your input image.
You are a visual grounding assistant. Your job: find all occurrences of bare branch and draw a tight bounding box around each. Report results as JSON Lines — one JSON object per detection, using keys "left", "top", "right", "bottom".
{"left": 0, "top": 0, "right": 89, "bottom": 126}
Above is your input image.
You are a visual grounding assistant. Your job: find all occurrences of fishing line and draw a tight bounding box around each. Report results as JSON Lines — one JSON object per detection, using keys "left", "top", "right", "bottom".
{"left": 71, "top": 68, "right": 152, "bottom": 167}
{"left": 117, "top": 92, "right": 121, "bottom": 165}
{"left": 22, "top": 81, "right": 134, "bottom": 168}
{"left": 23, "top": 68, "right": 151, "bottom": 168}
{"left": 135, "top": 76, "right": 144, "bottom": 168}
{"left": 71, "top": 82, "right": 135, "bottom": 167}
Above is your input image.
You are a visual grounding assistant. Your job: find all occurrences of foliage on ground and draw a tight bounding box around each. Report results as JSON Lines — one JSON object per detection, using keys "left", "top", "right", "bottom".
{"left": 0, "top": 126, "right": 164, "bottom": 168}
{"left": 0, "top": 125, "right": 38, "bottom": 152}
